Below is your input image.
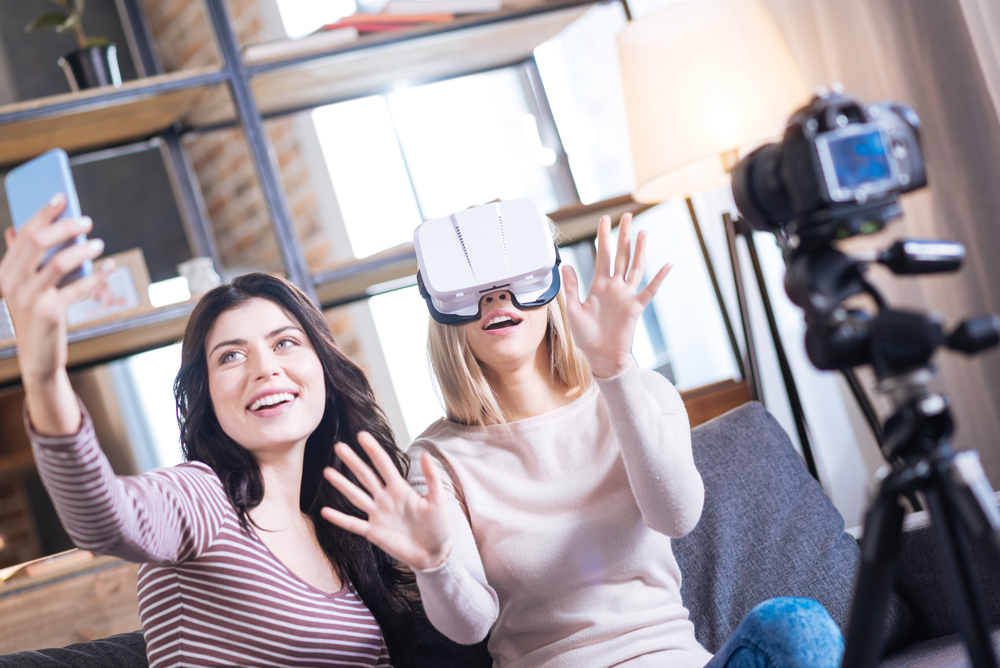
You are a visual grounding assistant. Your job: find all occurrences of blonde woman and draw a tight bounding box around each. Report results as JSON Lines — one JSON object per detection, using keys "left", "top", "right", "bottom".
{"left": 322, "top": 211, "right": 844, "bottom": 667}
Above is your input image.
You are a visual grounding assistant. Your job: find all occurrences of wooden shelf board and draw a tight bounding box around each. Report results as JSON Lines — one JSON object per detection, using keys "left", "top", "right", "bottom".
{"left": 0, "top": 67, "right": 222, "bottom": 168}
{"left": 185, "top": 3, "right": 593, "bottom": 127}
{"left": 315, "top": 244, "right": 419, "bottom": 306}
{"left": 549, "top": 194, "right": 654, "bottom": 243}
{"left": 312, "top": 194, "right": 649, "bottom": 306}
{"left": 0, "top": 302, "right": 195, "bottom": 388}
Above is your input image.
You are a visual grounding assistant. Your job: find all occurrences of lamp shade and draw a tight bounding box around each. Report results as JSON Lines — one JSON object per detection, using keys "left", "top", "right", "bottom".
{"left": 618, "top": 0, "right": 809, "bottom": 203}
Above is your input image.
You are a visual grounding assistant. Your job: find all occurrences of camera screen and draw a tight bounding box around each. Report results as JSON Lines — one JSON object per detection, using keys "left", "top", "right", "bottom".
{"left": 825, "top": 129, "right": 893, "bottom": 191}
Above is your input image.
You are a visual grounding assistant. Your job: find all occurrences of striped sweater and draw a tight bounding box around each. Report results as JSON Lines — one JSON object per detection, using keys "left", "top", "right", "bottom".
{"left": 27, "top": 405, "right": 391, "bottom": 668}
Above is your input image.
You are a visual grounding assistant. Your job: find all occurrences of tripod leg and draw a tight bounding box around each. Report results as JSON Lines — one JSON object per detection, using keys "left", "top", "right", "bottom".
{"left": 842, "top": 481, "right": 906, "bottom": 668}
{"left": 924, "top": 484, "right": 999, "bottom": 668}
{"left": 947, "top": 450, "right": 1000, "bottom": 593}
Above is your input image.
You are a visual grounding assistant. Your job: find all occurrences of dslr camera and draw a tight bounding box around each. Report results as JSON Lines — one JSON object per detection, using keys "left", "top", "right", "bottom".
{"left": 732, "top": 86, "right": 926, "bottom": 244}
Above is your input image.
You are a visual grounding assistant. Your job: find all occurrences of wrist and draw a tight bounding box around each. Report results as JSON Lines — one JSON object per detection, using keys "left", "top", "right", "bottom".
{"left": 24, "top": 371, "right": 82, "bottom": 436}
{"left": 415, "top": 540, "right": 452, "bottom": 572}
{"left": 589, "top": 357, "right": 636, "bottom": 379}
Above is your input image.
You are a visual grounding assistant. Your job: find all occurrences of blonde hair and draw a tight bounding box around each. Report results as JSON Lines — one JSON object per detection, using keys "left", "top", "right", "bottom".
{"left": 427, "top": 288, "right": 592, "bottom": 426}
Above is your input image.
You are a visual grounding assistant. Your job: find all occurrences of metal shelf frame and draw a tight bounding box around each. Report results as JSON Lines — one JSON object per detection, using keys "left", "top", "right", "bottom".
{"left": 0, "top": 0, "right": 596, "bottom": 383}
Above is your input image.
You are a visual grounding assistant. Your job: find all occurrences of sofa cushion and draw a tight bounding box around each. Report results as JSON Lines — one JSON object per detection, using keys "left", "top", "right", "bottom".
{"left": 673, "top": 402, "right": 915, "bottom": 654}
{"left": 0, "top": 631, "right": 148, "bottom": 667}
{"left": 879, "top": 627, "right": 1000, "bottom": 667}
{"left": 895, "top": 505, "right": 1000, "bottom": 643}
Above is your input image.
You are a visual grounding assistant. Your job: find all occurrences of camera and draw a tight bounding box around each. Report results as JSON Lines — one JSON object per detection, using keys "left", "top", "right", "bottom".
{"left": 731, "top": 86, "right": 927, "bottom": 243}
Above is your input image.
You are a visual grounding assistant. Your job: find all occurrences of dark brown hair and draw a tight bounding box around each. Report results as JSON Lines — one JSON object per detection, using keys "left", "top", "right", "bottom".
{"left": 174, "top": 272, "right": 416, "bottom": 665}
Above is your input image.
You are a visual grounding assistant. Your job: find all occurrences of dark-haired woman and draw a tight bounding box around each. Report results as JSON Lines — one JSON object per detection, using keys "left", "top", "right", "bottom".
{"left": 0, "top": 196, "right": 415, "bottom": 667}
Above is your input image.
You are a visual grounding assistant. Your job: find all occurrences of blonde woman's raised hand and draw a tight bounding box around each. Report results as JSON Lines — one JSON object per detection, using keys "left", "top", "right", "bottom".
{"left": 562, "top": 213, "right": 671, "bottom": 379}
{"left": 0, "top": 195, "right": 115, "bottom": 433}
{"left": 322, "top": 433, "right": 451, "bottom": 571}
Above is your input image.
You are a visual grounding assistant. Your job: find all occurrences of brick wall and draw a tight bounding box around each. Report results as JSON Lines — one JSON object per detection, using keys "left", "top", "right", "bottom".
{"left": 141, "top": 0, "right": 332, "bottom": 273}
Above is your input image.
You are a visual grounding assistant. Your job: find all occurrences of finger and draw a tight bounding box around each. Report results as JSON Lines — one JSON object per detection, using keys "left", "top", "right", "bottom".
{"left": 58, "top": 258, "right": 117, "bottom": 306}
{"left": 34, "top": 238, "right": 104, "bottom": 293}
{"left": 3, "top": 216, "right": 87, "bottom": 282}
{"left": 334, "top": 442, "right": 385, "bottom": 496}
{"left": 614, "top": 213, "right": 633, "bottom": 279}
{"left": 31, "top": 217, "right": 92, "bottom": 252}
{"left": 19, "top": 194, "right": 66, "bottom": 237}
{"left": 4, "top": 226, "right": 13, "bottom": 246}
{"left": 594, "top": 215, "right": 612, "bottom": 278}
{"left": 637, "top": 263, "right": 672, "bottom": 307}
{"left": 320, "top": 506, "right": 371, "bottom": 537}
{"left": 17, "top": 218, "right": 94, "bottom": 286}
{"left": 324, "top": 465, "right": 376, "bottom": 513}
{"left": 356, "top": 431, "right": 404, "bottom": 489}
{"left": 421, "top": 451, "right": 446, "bottom": 507}
{"left": 627, "top": 230, "right": 647, "bottom": 289}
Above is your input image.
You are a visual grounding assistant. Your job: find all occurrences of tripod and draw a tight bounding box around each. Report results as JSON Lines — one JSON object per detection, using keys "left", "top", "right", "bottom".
{"left": 844, "top": 372, "right": 1000, "bottom": 667}
{"left": 720, "top": 212, "right": 1000, "bottom": 665}
{"left": 774, "top": 235, "right": 1000, "bottom": 667}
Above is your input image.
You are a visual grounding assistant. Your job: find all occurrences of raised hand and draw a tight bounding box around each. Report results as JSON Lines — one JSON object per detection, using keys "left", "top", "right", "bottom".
{"left": 562, "top": 213, "right": 671, "bottom": 379}
{"left": 322, "top": 433, "right": 451, "bottom": 571}
{"left": 0, "top": 194, "right": 114, "bottom": 433}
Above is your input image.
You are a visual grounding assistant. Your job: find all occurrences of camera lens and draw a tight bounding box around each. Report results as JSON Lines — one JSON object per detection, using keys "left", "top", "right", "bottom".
{"left": 731, "top": 143, "right": 793, "bottom": 233}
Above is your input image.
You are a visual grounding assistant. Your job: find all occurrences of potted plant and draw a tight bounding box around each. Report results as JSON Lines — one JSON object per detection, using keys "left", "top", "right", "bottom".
{"left": 25, "top": 0, "right": 122, "bottom": 92}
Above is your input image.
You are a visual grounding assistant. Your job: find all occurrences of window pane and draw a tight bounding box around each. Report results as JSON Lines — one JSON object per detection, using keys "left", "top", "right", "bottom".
{"left": 367, "top": 286, "right": 444, "bottom": 438}
{"left": 313, "top": 97, "right": 423, "bottom": 258}
{"left": 535, "top": 3, "right": 635, "bottom": 204}
{"left": 632, "top": 201, "right": 741, "bottom": 390}
{"left": 387, "top": 69, "right": 560, "bottom": 218}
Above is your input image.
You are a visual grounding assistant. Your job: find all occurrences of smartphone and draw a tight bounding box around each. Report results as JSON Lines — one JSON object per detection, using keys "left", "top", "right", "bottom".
{"left": 5, "top": 148, "right": 92, "bottom": 286}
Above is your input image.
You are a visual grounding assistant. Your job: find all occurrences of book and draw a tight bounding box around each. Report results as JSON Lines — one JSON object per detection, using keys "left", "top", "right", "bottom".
{"left": 242, "top": 27, "right": 361, "bottom": 66}
{"left": 323, "top": 22, "right": 429, "bottom": 33}
{"left": 330, "top": 12, "right": 454, "bottom": 24}
{"left": 382, "top": 0, "right": 501, "bottom": 15}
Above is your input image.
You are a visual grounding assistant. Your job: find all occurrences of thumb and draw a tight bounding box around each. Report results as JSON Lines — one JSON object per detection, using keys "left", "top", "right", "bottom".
{"left": 422, "top": 451, "right": 446, "bottom": 507}
{"left": 562, "top": 265, "right": 582, "bottom": 316}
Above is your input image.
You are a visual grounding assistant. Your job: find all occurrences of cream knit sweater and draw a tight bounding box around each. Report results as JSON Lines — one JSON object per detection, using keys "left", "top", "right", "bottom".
{"left": 408, "top": 367, "right": 714, "bottom": 668}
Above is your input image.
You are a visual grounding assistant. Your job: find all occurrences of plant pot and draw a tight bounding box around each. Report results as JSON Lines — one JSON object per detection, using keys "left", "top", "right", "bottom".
{"left": 58, "top": 45, "right": 122, "bottom": 92}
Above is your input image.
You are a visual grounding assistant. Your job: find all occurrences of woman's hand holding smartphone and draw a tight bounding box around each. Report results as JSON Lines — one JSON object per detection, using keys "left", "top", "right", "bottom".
{"left": 0, "top": 195, "right": 116, "bottom": 436}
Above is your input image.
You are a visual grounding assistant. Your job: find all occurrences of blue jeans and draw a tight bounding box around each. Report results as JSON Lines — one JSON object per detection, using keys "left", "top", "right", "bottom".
{"left": 703, "top": 598, "right": 844, "bottom": 668}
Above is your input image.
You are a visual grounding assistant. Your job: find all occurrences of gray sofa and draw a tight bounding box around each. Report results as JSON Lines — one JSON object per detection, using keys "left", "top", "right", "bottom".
{"left": 3, "top": 401, "right": 998, "bottom": 667}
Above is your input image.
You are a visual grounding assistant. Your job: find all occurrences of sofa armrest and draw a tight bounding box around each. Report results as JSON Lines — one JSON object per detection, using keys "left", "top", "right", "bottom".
{"left": 894, "top": 492, "right": 1000, "bottom": 642}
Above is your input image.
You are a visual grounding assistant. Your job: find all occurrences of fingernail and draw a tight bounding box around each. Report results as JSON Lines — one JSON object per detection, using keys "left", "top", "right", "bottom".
{"left": 77, "top": 217, "right": 92, "bottom": 230}
{"left": 49, "top": 193, "right": 65, "bottom": 207}
{"left": 99, "top": 259, "right": 116, "bottom": 273}
{"left": 89, "top": 239, "right": 104, "bottom": 252}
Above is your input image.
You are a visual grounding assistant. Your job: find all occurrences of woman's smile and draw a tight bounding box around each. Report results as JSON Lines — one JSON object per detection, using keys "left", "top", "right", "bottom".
{"left": 246, "top": 389, "right": 300, "bottom": 416}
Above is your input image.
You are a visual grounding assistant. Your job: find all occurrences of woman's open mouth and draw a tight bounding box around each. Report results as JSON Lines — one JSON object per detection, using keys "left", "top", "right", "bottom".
{"left": 482, "top": 315, "right": 523, "bottom": 331}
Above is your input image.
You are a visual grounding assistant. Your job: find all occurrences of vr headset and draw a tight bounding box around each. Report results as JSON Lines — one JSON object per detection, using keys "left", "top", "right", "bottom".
{"left": 414, "top": 198, "right": 561, "bottom": 324}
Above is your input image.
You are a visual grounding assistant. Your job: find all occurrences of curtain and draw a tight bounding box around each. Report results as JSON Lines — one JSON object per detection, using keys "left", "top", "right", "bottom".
{"left": 762, "top": 0, "right": 1000, "bottom": 486}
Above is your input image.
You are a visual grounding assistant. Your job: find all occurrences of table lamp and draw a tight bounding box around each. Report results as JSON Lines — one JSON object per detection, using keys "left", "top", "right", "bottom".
{"left": 617, "top": 0, "right": 809, "bottom": 381}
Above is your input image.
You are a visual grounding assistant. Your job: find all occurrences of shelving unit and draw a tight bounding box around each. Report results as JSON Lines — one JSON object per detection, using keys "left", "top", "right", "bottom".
{"left": 0, "top": 0, "right": 608, "bottom": 387}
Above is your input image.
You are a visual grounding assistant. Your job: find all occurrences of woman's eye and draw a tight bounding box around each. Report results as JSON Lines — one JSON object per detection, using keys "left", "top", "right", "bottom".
{"left": 276, "top": 338, "right": 298, "bottom": 350}
{"left": 219, "top": 350, "right": 243, "bottom": 364}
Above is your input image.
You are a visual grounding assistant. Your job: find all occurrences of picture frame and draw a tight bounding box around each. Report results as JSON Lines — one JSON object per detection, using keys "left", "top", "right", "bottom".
{"left": 66, "top": 247, "right": 152, "bottom": 328}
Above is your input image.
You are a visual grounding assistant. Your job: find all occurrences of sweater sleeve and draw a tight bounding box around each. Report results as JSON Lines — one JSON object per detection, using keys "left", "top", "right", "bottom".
{"left": 26, "top": 399, "right": 225, "bottom": 565}
{"left": 595, "top": 366, "right": 704, "bottom": 538}
{"left": 407, "top": 444, "right": 499, "bottom": 645}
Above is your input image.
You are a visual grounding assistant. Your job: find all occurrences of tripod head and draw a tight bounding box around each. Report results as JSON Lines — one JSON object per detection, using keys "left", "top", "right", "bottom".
{"left": 782, "top": 239, "right": 999, "bottom": 377}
